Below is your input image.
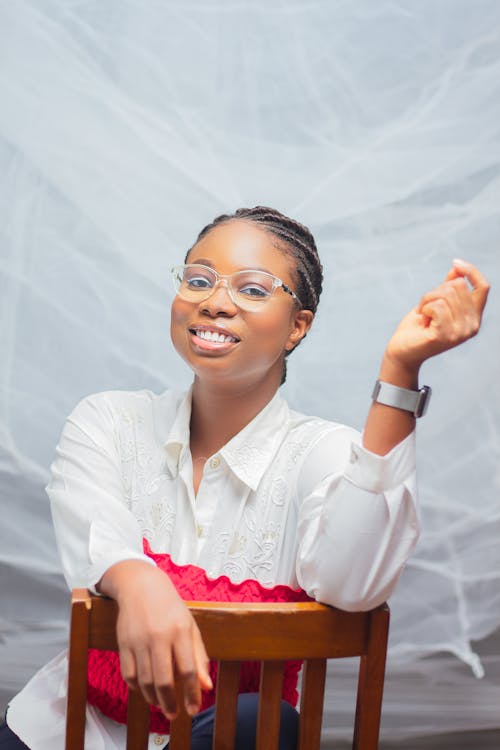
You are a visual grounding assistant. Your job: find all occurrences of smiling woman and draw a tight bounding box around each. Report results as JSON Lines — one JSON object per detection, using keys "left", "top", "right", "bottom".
{"left": 171, "top": 223, "right": 311, "bottom": 385}
{"left": 1, "top": 206, "right": 489, "bottom": 750}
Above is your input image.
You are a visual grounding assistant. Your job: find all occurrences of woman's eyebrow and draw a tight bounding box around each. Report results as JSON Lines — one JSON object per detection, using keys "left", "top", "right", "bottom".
{"left": 190, "top": 258, "right": 215, "bottom": 267}
{"left": 190, "top": 258, "right": 275, "bottom": 275}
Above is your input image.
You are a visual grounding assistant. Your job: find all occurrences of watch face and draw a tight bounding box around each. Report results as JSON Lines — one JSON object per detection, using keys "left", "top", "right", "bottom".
{"left": 415, "top": 385, "right": 432, "bottom": 418}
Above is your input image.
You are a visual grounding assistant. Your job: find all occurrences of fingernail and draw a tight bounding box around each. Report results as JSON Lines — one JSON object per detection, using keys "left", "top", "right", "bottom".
{"left": 453, "top": 258, "right": 467, "bottom": 267}
{"left": 187, "top": 704, "right": 199, "bottom": 716}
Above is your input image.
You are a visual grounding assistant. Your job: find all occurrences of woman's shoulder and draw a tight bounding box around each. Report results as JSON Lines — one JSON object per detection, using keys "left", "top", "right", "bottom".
{"left": 286, "top": 403, "right": 360, "bottom": 445}
{"left": 65, "top": 387, "right": 186, "bottom": 431}
{"left": 281, "top": 404, "right": 361, "bottom": 496}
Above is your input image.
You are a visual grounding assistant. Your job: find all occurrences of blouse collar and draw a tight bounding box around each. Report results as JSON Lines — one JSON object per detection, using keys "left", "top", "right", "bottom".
{"left": 161, "top": 386, "right": 290, "bottom": 492}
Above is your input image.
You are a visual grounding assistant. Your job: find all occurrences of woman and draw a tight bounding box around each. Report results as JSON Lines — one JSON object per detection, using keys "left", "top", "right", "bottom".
{"left": 1, "top": 207, "right": 489, "bottom": 749}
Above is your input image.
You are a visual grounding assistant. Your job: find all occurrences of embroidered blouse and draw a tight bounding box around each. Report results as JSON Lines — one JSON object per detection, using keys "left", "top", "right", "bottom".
{"left": 7, "top": 387, "right": 418, "bottom": 750}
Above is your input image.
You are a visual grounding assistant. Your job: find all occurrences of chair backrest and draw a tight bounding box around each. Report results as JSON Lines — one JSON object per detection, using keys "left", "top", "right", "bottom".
{"left": 66, "top": 589, "right": 389, "bottom": 750}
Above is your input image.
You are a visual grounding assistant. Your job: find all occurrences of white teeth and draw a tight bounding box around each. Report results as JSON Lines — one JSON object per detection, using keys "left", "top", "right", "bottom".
{"left": 195, "top": 329, "right": 236, "bottom": 343}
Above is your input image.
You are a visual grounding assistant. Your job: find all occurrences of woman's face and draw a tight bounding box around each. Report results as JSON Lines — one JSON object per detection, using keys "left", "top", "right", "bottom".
{"left": 170, "top": 220, "right": 313, "bottom": 390}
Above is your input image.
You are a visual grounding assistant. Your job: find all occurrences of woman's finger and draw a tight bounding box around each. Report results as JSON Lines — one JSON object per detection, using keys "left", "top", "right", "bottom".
{"left": 417, "top": 280, "right": 464, "bottom": 316}
{"left": 135, "top": 646, "right": 160, "bottom": 708}
{"left": 193, "top": 623, "right": 213, "bottom": 692}
{"left": 419, "top": 292, "right": 479, "bottom": 350}
{"left": 451, "top": 258, "right": 490, "bottom": 313}
{"left": 172, "top": 626, "right": 202, "bottom": 717}
{"left": 420, "top": 261, "right": 489, "bottom": 319}
{"left": 439, "top": 270, "right": 485, "bottom": 340}
{"left": 119, "top": 646, "right": 138, "bottom": 690}
{"left": 151, "top": 641, "right": 177, "bottom": 718}
{"left": 420, "top": 298, "right": 454, "bottom": 333}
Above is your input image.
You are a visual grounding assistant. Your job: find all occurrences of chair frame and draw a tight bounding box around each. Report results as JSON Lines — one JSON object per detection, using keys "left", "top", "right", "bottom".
{"left": 66, "top": 589, "right": 390, "bottom": 750}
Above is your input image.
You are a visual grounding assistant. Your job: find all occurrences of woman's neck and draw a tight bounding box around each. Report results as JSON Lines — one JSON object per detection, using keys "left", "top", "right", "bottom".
{"left": 189, "top": 375, "right": 280, "bottom": 458}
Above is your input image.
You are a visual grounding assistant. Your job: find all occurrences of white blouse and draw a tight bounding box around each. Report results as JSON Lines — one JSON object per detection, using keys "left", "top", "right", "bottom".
{"left": 7, "top": 387, "right": 419, "bottom": 750}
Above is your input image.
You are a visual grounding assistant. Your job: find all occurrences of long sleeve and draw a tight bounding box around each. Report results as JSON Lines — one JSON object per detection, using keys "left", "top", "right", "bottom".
{"left": 47, "top": 393, "right": 155, "bottom": 591}
{"left": 295, "top": 425, "right": 419, "bottom": 611}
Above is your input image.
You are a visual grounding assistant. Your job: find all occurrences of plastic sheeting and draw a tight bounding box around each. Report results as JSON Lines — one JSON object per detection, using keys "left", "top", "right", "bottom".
{"left": 0, "top": 0, "right": 499, "bottom": 741}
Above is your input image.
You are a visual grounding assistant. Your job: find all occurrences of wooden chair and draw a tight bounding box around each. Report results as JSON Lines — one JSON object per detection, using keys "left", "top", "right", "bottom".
{"left": 66, "top": 589, "right": 389, "bottom": 750}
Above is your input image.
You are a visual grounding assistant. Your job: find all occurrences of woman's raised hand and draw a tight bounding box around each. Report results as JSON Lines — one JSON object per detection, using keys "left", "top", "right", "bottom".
{"left": 384, "top": 259, "right": 490, "bottom": 374}
{"left": 97, "top": 560, "right": 213, "bottom": 719}
{"left": 363, "top": 259, "right": 489, "bottom": 456}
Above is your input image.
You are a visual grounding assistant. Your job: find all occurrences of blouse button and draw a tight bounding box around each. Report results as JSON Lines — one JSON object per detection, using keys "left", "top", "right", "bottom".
{"left": 153, "top": 735, "right": 166, "bottom": 746}
{"left": 209, "top": 455, "right": 220, "bottom": 469}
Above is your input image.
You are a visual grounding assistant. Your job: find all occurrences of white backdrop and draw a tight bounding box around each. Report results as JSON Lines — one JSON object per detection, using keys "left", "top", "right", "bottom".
{"left": 1, "top": 0, "right": 499, "bottom": 742}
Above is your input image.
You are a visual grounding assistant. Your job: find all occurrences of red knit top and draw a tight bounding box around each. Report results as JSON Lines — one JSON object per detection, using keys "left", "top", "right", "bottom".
{"left": 86, "top": 540, "right": 312, "bottom": 732}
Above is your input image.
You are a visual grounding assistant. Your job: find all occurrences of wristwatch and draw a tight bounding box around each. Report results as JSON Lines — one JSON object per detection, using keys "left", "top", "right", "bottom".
{"left": 372, "top": 380, "right": 431, "bottom": 418}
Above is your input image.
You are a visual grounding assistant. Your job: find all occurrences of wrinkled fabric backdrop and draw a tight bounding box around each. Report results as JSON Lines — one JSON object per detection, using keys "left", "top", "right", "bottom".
{"left": 0, "top": 0, "right": 499, "bottom": 743}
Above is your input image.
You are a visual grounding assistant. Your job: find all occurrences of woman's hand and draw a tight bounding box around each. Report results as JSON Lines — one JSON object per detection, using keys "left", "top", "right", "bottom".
{"left": 384, "top": 259, "right": 490, "bottom": 376}
{"left": 97, "top": 560, "right": 212, "bottom": 719}
{"left": 363, "top": 259, "right": 489, "bottom": 455}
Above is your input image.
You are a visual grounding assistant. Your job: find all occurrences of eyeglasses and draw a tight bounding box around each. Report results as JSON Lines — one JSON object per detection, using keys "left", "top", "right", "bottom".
{"left": 171, "top": 264, "right": 302, "bottom": 312}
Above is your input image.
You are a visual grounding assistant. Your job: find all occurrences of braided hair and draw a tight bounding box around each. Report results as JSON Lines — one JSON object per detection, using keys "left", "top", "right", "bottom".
{"left": 187, "top": 206, "right": 323, "bottom": 384}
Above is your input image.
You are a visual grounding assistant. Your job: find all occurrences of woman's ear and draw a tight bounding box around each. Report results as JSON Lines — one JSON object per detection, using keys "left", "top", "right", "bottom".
{"left": 285, "top": 310, "right": 314, "bottom": 352}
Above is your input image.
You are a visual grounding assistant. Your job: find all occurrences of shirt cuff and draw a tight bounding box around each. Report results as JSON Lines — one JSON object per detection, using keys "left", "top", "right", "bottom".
{"left": 344, "top": 429, "right": 416, "bottom": 493}
{"left": 85, "top": 550, "right": 157, "bottom": 594}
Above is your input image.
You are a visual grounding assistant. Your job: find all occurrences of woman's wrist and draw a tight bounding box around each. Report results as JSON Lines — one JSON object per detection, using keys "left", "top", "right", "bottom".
{"left": 98, "top": 559, "right": 172, "bottom": 602}
{"left": 378, "top": 349, "right": 421, "bottom": 390}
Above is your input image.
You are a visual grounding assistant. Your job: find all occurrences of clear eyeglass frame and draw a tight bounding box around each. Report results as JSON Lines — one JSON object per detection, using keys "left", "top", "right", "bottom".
{"left": 171, "top": 263, "right": 302, "bottom": 311}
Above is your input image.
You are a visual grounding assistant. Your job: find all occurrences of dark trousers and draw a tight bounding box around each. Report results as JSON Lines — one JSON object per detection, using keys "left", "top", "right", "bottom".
{"left": 0, "top": 722, "right": 30, "bottom": 750}
{"left": 185, "top": 693, "right": 298, "bottom": 750}
{"left": 1, "top": 695, "right": 298, "bottom": 749}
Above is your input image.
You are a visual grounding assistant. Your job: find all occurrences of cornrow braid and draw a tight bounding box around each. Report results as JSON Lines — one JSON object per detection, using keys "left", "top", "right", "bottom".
{"left": 187, "top": 206, "right": 324, "bottom": 384}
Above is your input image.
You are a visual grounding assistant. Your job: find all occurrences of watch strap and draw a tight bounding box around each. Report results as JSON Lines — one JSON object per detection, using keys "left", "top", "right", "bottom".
{"left": 372, "top": 380, "right": 431, "bottom": 418}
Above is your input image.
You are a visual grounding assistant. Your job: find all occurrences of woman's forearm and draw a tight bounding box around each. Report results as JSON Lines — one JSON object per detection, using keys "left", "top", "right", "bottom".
{"left": 97, "top": 558, "right": 174, "bottom": 601}
{"left": 97, "top": 558, "right": 212, "bottom": 718}
{"left": 362, "top": 352, "right": 419, "bottom": 456}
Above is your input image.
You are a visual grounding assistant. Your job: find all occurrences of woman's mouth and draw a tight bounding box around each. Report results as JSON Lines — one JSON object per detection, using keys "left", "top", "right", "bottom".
{"left": 189, "top": 326, "right": 240, "bottom": 350}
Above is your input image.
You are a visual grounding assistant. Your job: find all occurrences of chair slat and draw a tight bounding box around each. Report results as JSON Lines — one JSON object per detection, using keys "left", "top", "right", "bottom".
{"left": 126, "top": 689, "right": 150, "bottom": 750}
{"left": 298, "top": 658, "right": 327, "bottom": 750}
{"left": 213, "top": 660, "right": 241, "bottom": 750}
{"left": 65, "top": 590, "right": 91, "bottom": 750}
{"left": 88, "top": 595, "right": 119, "bottom": 650}
{"left": 256, "top": 660, "right": 284, "bottom": 750}
{"left": 169, "top": 682, "right": 193, "bottom": 750}
{"left": 353, "top": 605, "right": 390, "bottom": 750}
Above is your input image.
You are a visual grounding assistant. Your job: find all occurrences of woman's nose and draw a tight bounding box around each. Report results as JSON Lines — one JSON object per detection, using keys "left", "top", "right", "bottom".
{"left": 200, "top": 279, "right": 238, "bottom": 316}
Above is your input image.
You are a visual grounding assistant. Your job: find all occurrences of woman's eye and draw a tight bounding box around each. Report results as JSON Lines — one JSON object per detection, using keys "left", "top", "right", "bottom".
{"left": 239, "top": 285, "right": 269, "bottom": 298}
{"left": 186, "top": 275, "right": 212, "bottom": 289}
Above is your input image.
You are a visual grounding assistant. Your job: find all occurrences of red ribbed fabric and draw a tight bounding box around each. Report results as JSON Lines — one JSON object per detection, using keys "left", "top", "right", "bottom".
{"left": 86, "top": 540, "right": 312, "bottom": 732}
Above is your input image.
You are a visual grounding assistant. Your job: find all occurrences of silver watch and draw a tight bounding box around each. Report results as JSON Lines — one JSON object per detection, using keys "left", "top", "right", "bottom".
{"left": 372, "top": 380, "right": 431, "bottom": 418}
